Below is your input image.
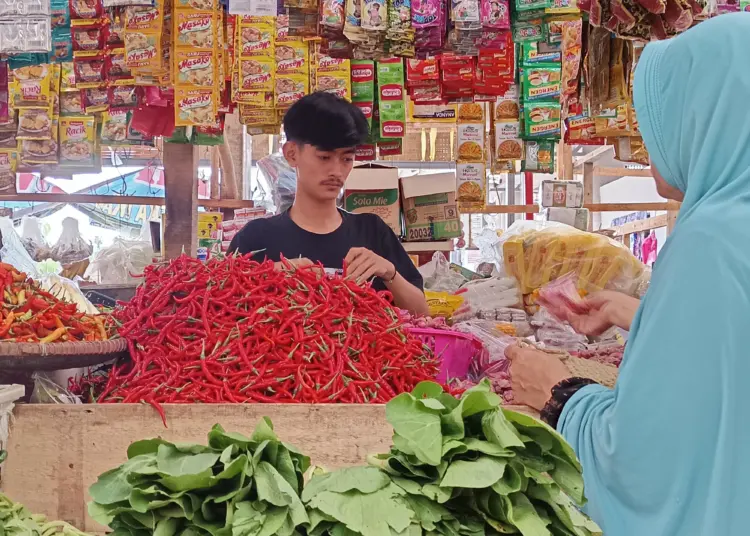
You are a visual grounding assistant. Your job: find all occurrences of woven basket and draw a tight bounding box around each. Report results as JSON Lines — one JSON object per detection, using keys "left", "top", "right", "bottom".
{"left": 518, "top": 340, "right": 619, "bottom": 388}
{"left": 0, "top": 338, "right": 128, "bottom": 372}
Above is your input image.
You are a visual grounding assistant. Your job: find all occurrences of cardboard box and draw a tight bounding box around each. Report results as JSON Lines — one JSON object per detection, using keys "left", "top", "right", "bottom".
{"left": 344, "top": 163, "right": 401, "bottom": 235}
{"left": 540, "top": 180, "right": 584, "bottom": 208}
{"left": 400, "top": 172, "right": 461, "bottom": 241}
{"left": 544, "top": 207, "right": 590, "bottom": 231}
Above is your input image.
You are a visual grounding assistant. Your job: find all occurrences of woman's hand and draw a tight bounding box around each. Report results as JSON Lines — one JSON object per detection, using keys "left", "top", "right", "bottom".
{"left": 506, "top": 344, "right": 571, "bottom": 411}
{"left": 564, "top": 290, "right": 640, "bottom": 336}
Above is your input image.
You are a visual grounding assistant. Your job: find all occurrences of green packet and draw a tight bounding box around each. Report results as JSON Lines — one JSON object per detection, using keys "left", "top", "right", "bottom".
{"left": 515, "top": 0, "right": 551, "bottom": 11}
{"left": 521, "top": 63, "right": 562, "bottom": 101}
{"left": 523, "top": 100, "right": 561, "bottom": 139}
{"left": 512, "top": 18, "right": 547, "bottom": 43}
{"left": 377, "top": 57, "right": 406, "bottom": 139}
{"left": 351, "top": 60, "right": 375, "bottom": 102}
{"left": 521, "top": 41, "right": 562, "bottom": 65}
{"left": 521, "top": 140, "right": 556, "bottom": 172}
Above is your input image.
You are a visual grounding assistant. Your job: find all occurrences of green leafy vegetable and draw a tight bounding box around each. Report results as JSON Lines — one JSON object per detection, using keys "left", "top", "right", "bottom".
{"left": 1, "top": 492, "right": 92, "bottom": 536}
{"left": 365, "top": 380, "right": 602, "bottom": 536}
{"left": 88, "top": 420, "right": 310, "bottom": 536}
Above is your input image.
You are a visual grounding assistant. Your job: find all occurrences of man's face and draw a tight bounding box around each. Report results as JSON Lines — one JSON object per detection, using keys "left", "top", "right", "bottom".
{"left": 283, "top": 142, "right": 356, "bottom": 201}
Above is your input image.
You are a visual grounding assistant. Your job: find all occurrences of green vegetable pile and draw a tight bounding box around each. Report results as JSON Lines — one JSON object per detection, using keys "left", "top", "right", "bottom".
{"left": 88, "top": 380, "right": 600, "bottom": 536}
{"left": 306, "top": 380, "right": 601, "bottom": 536}
{"left": 88, "top": 418, "right": 310, "bottom": 536}
{"left": 0, "top": 492, "right": 91, "bottom": 536}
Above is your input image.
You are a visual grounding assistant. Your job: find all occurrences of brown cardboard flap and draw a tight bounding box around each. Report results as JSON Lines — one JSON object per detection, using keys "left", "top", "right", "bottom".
{"left": 345, "top": 164, "right": 399, "bottom": 190}
{"left": 400, "top": 172, "right": 456, "bottom": 199}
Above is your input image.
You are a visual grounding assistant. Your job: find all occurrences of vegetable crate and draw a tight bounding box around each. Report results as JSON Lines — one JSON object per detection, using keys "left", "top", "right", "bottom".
{"left": 409, "top": 328, "right": 484, "bottom": 383}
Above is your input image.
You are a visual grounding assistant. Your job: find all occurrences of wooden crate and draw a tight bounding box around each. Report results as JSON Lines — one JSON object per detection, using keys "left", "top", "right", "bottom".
{"left": 1, "top": 403, "right": 532, "bottom": 533}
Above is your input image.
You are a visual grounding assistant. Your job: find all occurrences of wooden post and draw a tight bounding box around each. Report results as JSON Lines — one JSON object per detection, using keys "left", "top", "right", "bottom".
{"left": 557, "top": 140, "right": 573, "bottom": 180}
{"left": 163, "top": 143, "right": 198, "bottom": 259}
{"left": 583, "top": 162, "right": 594, "bottom": 231}
{"left": 210, "top": 146, "right": 220, "bottom": 200}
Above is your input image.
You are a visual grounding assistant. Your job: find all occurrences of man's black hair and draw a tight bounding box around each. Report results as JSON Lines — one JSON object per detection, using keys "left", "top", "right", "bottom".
{"left": 283, "top": 92, "right": 369, "bottom": 151}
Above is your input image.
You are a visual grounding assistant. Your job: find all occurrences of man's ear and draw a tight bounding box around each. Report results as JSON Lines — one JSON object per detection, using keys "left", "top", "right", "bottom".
{"left": 283, "top": 141, "right": 299, "bottom": 167}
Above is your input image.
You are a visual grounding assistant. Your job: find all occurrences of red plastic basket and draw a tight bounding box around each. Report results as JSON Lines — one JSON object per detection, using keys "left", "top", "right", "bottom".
{"left": 408, "top": 328, "right": 485, "bottom": 383}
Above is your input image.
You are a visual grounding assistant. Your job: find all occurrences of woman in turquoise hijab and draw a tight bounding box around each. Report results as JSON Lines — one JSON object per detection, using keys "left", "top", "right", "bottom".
{"left": 507, "top": 13, "right": 750, "bottom": 536}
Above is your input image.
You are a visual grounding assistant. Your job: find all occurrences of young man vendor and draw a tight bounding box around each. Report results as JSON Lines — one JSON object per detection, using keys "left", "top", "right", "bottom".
{"left": 228, "top": 92, "right": 429, "bottom": 316}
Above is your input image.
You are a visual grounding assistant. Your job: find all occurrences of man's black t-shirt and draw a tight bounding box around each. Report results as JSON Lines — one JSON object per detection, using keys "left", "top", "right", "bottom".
{"left": 227, "top": 210, "right": 423, "bottom": 292}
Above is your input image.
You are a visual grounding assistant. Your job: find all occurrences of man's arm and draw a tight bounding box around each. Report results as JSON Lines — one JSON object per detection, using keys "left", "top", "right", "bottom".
{"left": 384, "top": 270, "right": 430, "bottom": 316}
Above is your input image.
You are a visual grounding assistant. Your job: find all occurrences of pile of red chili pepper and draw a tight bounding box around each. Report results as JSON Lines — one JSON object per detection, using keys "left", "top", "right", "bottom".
{"left": 98, "top": 254, "right": 442, "bottom": 405}
{"left": 0, "top": 262, "right": 111, "bottom": 343}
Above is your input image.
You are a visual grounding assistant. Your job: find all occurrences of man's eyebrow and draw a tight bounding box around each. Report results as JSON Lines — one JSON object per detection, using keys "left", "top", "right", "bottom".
{"left": 342, "top": 148, "right": 356, "bottom": 154}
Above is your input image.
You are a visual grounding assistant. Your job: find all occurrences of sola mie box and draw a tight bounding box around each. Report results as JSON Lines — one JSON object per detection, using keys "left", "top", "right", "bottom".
{"left": 344, "top": 163, "right": 401, "bottom": 235}
{"left": 400, "top": 172, "right": 461, "bottom": 242}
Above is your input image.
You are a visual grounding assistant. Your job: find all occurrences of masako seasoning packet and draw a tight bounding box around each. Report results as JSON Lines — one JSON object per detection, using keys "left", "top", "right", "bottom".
{"left": 376, "top": 57, "right": 405, "bottom": 138}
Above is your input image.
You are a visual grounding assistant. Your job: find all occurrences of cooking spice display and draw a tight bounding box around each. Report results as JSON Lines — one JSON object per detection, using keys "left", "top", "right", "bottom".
{"left": 97, "top": 254, "right": 443, "bottom": 405}
{"left": 0, "top": 262, "right": 111, "bottom": 343}
{"left": 308, "top": 380, "right": 602, "bottom": 536}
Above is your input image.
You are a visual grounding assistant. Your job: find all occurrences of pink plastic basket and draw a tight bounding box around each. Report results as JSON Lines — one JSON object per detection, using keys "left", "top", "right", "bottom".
{"left": 408, "top": 328, "right": 485, "bottom": 383}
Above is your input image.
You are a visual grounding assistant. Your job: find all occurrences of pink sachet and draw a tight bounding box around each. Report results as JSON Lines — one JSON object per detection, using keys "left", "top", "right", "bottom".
{"left": 536, "top": 272, "right": 588, "bottom": 320}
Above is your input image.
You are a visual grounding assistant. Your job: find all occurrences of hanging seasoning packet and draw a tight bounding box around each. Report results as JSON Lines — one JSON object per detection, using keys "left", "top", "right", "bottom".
{"left": 59, "top": 115, "right": 96, "bottom": 167}
{"left": 0, "top": 148, "right": 17, "bottom": 194}
{"left": 376, "top": 58, "right": 405, "bottom": 138}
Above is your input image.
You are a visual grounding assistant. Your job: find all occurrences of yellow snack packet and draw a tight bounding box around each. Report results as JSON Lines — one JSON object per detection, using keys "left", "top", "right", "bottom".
{"left": 175, "top": 87, "right": 216, "bottom": 126}
{"left": 59, "top": 115, "right": 96, "bottom": 168}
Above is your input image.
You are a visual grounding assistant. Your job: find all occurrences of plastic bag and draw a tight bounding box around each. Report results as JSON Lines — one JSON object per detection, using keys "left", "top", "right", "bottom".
{"left": 37, "top": 274, "right": 98, "bottom": 314}
{"left": 0, "top": 217, "right": 39, "bottom": 277}
{"left": 85, "top": 236, "right": 153, "bottom": 285}
{"left": 424, "top": 290, "right": 464, "bottom": 318}
{"left": 30, "top": 373, "right": 81, "bottom": 404}
{"left": 499, "top": 220, "right": 649, "bottom": 296}
{"left": 530, "top": 307, "right": 588, "bottom": 351}
{"left": 452, "top": 276, "right": 523, "bottom": 322}
{"left": 419, "top": 252, "right": 467, "bottom": 293}
{"left": 535, "top": 271, "right": 587, "bottom": 320}
{"left": 258, "top": 153, "right": 297, "bottom": 214}
{"left": 37, "top": 217, "right": 92, "bottom": 265}
{"left": 451, "top": 320, "right": 515, "bottom": 401}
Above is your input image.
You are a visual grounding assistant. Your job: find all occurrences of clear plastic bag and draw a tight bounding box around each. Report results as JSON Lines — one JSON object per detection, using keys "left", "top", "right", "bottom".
{"left": 0, "top": 217, "right": 39, "bottom": 277}
{"left": 530, "top": 307, "right": 588, "bottom": 351}
{"left": 30, "top": 373, "right": 81, "bottom": 404}
{"left": 258, "top": 153, "right": 297, "bottom": 214}
{"left": 46, "top": 217, "right": 93, "bottom": 265}
{"left": 498, "top": 220, "right": 650, "bottom": 296}
{"left": 452, "top": 277, "right": 523, "bottom": 322}
{"left": 85, "top": 237, "right": 153, "bottom": 285}
{"left": 419, "top": 252, "right": 467, "bottom": 293}
{"left": 37, "top": 274, "right": 99, "bottom": 314}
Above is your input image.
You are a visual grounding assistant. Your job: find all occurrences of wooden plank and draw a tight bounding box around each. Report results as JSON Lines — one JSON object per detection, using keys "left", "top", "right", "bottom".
{"left": 163, "top": 143, "right": 198, "bottom": 259}
{"left": 0, "top": 194, "right": 254, "bottom": 209}
{"left": 584, "top": 202, "right": 681, "bottom": 212}
{"left": 583, "top": 163, "right": 594, "bottom": 231}
{"left": 463, "top": 204, "right": 539, "bottom": 214}
{"left": 610, "top": 214, "right": 668, "bottom": 236}
{"left": 210, "top": 146, "right": 220, "bottom": 200}
{"left": 667, "top": 210, "right": 678, "bottom": 235}
{"left": 402, "top": 240, "right": 455, "bottom": 252}
{"left": 592, "top": 166, "right": 652, "bottom": 178}
{"left": 572, "top": 145, "right": 612, "bottom": 168}
{"left": 2, "top": 404, "right": 533, "bottom": 532}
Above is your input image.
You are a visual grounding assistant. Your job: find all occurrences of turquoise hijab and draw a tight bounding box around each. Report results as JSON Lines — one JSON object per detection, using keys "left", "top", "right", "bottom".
{"left": 559, "top": 13, "right": 750, "bottom": 535}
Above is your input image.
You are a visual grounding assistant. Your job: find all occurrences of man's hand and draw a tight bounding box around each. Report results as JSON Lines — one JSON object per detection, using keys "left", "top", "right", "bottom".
{"left": 344, "top": 247, "right": 396, "bottom": 285}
